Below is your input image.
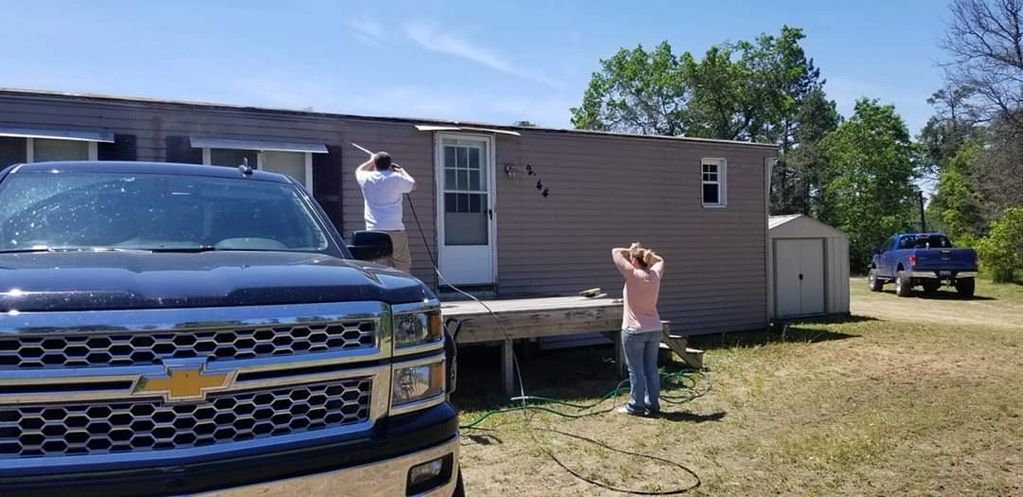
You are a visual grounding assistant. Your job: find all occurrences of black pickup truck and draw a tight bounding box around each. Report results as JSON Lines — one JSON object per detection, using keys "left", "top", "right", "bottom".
{"left": 0, "top": 161, "right": 461, "bottom": 496}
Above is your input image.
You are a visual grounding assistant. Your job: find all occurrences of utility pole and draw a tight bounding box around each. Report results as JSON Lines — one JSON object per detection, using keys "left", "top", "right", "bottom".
{"left": 918, "top": 191, "right": 927, "bottom": 232}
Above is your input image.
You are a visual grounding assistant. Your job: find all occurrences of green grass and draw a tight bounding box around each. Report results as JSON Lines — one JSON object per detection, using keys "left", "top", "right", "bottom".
{"left": 454, "top": 282, "right": 1023, "bottom": 496}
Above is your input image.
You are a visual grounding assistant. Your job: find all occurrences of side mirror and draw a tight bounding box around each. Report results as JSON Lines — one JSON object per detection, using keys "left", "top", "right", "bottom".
{"left": 347, "top": 231, "right": 392, "bottom": 261}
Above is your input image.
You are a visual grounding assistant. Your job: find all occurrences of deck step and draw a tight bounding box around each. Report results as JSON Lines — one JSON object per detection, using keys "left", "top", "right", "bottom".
{"left": 659, "top": 321, "right": 705, "bottom": 370}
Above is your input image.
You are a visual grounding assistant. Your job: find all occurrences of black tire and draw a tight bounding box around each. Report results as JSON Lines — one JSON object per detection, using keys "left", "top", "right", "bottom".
{"left": 895, "top": 271, "right": 912, "bottom": 297}
{"left": 955, "top": 278, "right": 976, "bottom": 299}
{"left": 452, "top": 469, "right": 465, "bottom": 497}
{"left": 868, "top": 269, "right": 884, "bottom": 292}
{"left": 922, "top": 282, "right": 941, "bottom": 294}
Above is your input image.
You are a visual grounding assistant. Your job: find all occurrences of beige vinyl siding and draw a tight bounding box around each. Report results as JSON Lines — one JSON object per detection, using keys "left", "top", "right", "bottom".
{"left": 336, "top": 120, "right": 437, "bottom": 285}
{"left": 495, "top": 131, "right": 771, "bottom": 334}
{"left": 0, "top": 90, "right": 773, "bottom": 335}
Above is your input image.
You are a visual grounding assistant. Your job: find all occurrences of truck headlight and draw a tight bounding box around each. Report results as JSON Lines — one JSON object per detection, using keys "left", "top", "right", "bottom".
{"left": 394, "top": 310, "right": 443, "bottom": 349}
{"left": 391, "top": 358, "right": 446, "bottom": 412}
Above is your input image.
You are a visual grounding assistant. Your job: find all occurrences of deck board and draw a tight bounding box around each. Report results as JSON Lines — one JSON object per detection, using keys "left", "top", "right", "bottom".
{"left": 442, "top": 296, "right": 624, "bottom": 344}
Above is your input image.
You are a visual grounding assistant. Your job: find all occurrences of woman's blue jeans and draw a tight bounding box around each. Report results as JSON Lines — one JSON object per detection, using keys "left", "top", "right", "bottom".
{"left": 622, "top": 330, "right": 660, "bottom": 413}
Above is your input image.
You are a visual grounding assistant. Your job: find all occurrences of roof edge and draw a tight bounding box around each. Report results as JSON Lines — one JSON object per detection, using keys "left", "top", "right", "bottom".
{"left": 0, "top": 87, "right": 779, "bottom": 150}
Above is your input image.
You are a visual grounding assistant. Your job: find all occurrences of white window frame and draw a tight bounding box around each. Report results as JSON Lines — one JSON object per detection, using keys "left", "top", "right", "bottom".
{"left": 701, "top": 158, "right": 727, "bottom": 208}
{"left": 201, "top": 148, "right": 314, "bottom": 193}
{"left": 25, "top": 137, "right": 98, "bottom": 163}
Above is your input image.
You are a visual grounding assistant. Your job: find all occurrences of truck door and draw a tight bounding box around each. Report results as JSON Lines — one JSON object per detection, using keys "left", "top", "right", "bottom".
{"left": 879, "top": 236, "right": 895, "bottom": 277}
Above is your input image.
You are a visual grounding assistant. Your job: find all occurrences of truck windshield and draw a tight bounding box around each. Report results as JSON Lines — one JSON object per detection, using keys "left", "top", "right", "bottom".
{"left": 898, "top": 235, "right": 953, "bottom": 249}
{"left": 0, "top": 172, "right": 330, "bottom": 252}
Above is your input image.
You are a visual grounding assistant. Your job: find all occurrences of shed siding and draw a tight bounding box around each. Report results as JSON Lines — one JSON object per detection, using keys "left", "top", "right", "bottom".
{"left": 494, "top": 131, "right": 772, "bottom": 335}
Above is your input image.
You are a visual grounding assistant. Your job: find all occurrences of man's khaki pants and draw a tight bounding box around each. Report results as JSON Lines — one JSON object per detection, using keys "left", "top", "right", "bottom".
{"left": 377, "top": 230, "right": 411, "bottom": 274}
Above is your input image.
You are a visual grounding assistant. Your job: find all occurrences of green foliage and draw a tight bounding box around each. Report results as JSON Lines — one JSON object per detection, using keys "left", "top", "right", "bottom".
{"left": 570, "top": 41, "right": 689, "bottom": 135}
{"left": 571, "top": 26, "right": 837, "bottom": 215}
{"left": 929, "top": 142, "right": 985, "bottom": 241}
{"left": 976, "top": 208, "right": 1023, "bottom": 283}
{"left": 571, "top": 26, "right": 822, "bottom": 144}
{"left": 819, "top": 99, "right": 919, "bottom": 269}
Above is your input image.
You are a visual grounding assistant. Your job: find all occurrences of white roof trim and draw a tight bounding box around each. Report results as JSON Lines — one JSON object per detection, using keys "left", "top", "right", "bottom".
{"left": 414, "top": 124, "right": 521, "bottom": 137}
{"left": 189, "top": 137, "right": 327, "bottom": 153}
{"left": 0, "top": 127, "right": 114, "bottom": 143}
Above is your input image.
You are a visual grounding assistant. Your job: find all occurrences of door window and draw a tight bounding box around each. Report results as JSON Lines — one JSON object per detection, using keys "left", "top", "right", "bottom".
{"left": 441, "top": 138, "right": 488, "bottom": 246}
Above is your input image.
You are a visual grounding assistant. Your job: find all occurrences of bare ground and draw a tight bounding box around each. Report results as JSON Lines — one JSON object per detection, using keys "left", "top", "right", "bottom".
{"left": 454, "top": 279, "right": 1023, "bottom": 496}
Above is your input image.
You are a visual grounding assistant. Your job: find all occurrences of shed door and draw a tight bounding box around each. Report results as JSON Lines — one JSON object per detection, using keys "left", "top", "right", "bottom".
{"left": 435, "top": 134, "right": 495, "bottom": 285}
{"left": 775, "top": 239, "right": 826, "bottom": 317}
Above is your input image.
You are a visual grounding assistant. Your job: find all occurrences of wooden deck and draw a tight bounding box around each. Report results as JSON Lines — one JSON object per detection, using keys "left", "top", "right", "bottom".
{"left": 442, "top": 296, "right": 624, "bottom": 394}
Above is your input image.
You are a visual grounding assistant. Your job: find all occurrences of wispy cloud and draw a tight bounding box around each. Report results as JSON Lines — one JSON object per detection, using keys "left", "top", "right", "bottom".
{"left": 348, "top": 18, "right": 386, "bottom": 47}
{"left": 403, "top": 21, "right": 559, "bottom": 89}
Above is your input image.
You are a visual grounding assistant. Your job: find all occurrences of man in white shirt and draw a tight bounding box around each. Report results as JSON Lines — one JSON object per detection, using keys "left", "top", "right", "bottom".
{"left": 355, "top": 152, "right": 415, "bottom": 273}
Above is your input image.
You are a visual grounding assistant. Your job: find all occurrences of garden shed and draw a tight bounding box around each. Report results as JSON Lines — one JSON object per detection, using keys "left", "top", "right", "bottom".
{"left": 768, "top": 214, "right": 850, "bottom": 319}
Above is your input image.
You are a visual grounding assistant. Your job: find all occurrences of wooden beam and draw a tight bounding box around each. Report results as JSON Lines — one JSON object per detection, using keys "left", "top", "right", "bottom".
{"left": 502, "top": 338, "right": 515, "bottom": 396}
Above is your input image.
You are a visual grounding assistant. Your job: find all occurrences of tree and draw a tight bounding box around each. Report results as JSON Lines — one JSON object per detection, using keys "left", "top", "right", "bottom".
{"left": 929, "top": 141, "right": 986, "bottom": 241}
{"left": 917, "top": 85, "right": 979, "bottom": 178}
{"left": 513, "top": 121, "right": 538, "bottom": 127}
{"left": 819, "top": 99, "right": 919, "bottom": 269}
{"left": 570, "top": 41, "right": 689, "bottom": 135}
{"left": 976, "top": 207, "right": 1023, "bottom": 282}
{"left": 974, "top": 121, "right": 1023, "bottom": 218}
{"left": 772, "top": 88, "right": 841, "bottom": 215}
{"left": 942, "top": 0, "right": 1023, "bottom": 132}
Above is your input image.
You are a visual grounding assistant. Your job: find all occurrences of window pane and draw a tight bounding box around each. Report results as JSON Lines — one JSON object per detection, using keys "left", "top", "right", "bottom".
{"left": 445, "top": 193, "right": 488, "bottom": 245}
{"left": 703, "top": 183, "right": 719, "bottom": 205}
{"left": 0, "top": 137, "right": 26, "bottom": 168}
{"left": 468, "top": 148, "right": 480, "bottom": 169}
{"left": 210, "top": 148, "right": 257, "bottom": 167}
{"left": 703, "top": 163, "right": 717, "bottom": 174}
{"left": 468, "top": 193, "right": 481, "bottom": 213}
{"left": 457, "top": 170, "right": 468, "bottom": 190}
{"left": 445, "top": 169, "right": 456, "bottom": 189}
{"left": 33, "top": 139, "right": 89, "bottom": 162}
{"left": 457, "top": 193, "right": 468, "bottom": 212}
{"left": 445, "top": 193, "right": 456, "bottom": 212}
{"left": 444, "top": 146, "right": 455, "bottom": 168}
{"left": 469, "top": 170, "right": 480, "bottom": 191}
{"left": 261, "top": 151, "right": 306, "bottom": 187}
{"left": 456, "top": 147, "right": 467, "bottom": 168}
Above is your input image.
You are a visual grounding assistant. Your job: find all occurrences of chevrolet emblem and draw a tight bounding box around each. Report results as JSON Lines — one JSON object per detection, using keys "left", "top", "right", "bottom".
{"left": 134, "top": 359, "right": 235, "bottom": 403}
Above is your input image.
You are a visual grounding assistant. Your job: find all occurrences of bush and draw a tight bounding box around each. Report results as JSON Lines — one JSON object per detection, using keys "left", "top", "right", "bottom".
{"left": 976, "top": 208, "right": 1023, "bottom": 283}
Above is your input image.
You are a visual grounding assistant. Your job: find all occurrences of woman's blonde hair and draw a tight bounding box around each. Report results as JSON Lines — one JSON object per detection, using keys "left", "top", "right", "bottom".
{"left": 630, "top": 246, "right": 657, "bottom": 269}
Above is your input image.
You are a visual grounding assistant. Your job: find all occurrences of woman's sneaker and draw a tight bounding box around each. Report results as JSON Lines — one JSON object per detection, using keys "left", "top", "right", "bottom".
{"left": 617, "top": 406, "right": 646, "bottom": 416}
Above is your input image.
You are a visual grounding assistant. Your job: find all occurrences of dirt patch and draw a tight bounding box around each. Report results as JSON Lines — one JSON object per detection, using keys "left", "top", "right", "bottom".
{"left": 849, "top": 277, "right": 1023, "bottom": 329}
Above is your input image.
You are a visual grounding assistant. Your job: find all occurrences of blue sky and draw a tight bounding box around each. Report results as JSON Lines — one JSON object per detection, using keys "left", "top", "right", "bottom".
{"left": 1, "top": 0, "right": 948, "bottom": 135}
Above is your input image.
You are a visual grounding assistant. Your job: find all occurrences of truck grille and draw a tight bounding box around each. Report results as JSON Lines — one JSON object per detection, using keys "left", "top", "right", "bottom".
{"left": 0, "top": 320, "right": 376, "bottom": 369}
{"left": 0, "top": 378, "right": 371, "bottom": 458}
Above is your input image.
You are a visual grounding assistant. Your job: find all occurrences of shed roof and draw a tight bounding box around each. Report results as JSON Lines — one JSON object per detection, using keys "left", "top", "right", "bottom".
{"left": 769, "top": 214, "right": 847, "bottom": 238}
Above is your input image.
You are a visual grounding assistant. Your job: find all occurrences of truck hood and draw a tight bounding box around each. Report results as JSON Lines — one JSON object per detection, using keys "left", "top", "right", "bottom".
{"left": 0, "top": 251, "right": 434, "bottom": 312}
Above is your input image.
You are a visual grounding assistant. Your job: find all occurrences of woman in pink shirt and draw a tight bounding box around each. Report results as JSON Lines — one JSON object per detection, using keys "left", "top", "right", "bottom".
{"left": 612, "top": 243, "right": 665, "bottom": 416}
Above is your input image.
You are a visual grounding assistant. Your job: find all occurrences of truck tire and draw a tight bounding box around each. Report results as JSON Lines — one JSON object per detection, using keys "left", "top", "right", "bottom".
{"left": 922, "top": 282, "right": 941, "bottom": 294}
{"left": 868, "top": 269, "right": 884, "bottom": 292}
{"left": 895, "top": 271, "right": 912, "bottom": 297}
{"left": 955, "top": 278, "right": 976, "bottom": 299}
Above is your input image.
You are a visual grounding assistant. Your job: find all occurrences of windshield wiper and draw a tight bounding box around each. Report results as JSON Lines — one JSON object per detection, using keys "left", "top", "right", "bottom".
{"left": 148, "top": 245, "right": 218, "bottom": 253}
{"left": 0, "top": 246, "right": 122, "bottom": 254}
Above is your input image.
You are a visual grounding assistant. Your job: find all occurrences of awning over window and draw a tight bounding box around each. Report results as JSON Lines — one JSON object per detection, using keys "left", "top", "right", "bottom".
{"left": 189, "top": 137, "right": 328, "bottom": 153}
{"left": 413, "top": 124, "right": 521, "bottom": 137}
{"left": 0, "top": 127, "right": 114, "bottom": 143}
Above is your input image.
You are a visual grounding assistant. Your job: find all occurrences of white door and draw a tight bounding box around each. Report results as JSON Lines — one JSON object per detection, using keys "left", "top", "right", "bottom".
{"left": 775, "top": 239, "right": 826, "bottom": 317}
{"left": 436, "top": 134, "right": 495, "bottom": 285}
{"left": 799, "top": 240, "right": 825, "bottom": 315}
